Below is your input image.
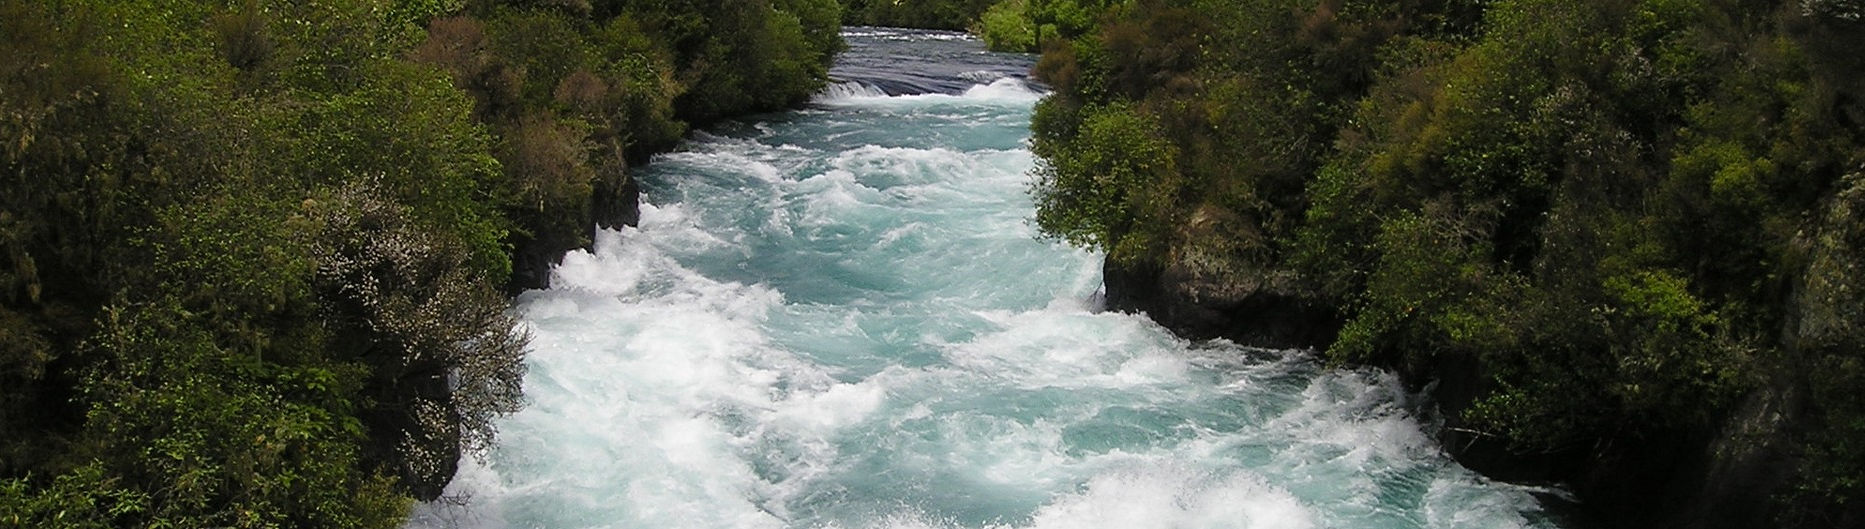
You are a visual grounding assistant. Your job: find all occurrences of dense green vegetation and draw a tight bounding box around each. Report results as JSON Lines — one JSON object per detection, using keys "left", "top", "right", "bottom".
{"left": 0, "top": 0, "right": 838, "bottom": 526}
{"left": 1031, "top": 0, "right": 1863, "bottom": 525}
{"left": 841, "top": 0, "right": 1000, "bottom": 30}
{"left": 434, "top": 0, "right": 842, "bottom": 289}
{"left": 837, "top": 0, "right": 1120, "bottom": 53}
{"left": 974, "top": 0, "right": 1124, "bottom": 52}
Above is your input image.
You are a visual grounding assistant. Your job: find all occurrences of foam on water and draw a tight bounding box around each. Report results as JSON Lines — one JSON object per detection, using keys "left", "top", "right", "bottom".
{"left": 814, "top": 78, "right": 1044, "bottom": 107}
{"left": 839, "top": 27, "right": 979, "bottom": 42}
{"left": 407, "top": 29, "right": 1570, "bottom": 529}
{"left": 817, "top": 81, "right": 894, "bottom": 102}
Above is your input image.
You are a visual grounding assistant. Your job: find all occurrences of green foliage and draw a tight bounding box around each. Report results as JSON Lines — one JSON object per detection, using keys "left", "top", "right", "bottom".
{"left": 1031, "top": 102, "right": 1180, "bottom": 262}
{"left": 279, "top": 58, "right": 513, "bottom": 279}
{"left": 211, "top": 0, "right": 274, "bottom": 75}
{"left": 1282, "top": 0, "right": 1762, "bottom": 454}
{"left": 662, "top": 0, "right": 839, "bottom": 122}
{"left": 306, "top": 184, "right": 527, "bottom": 488}
{"left": 977, "top": 0, "right": 1038, "bottom": 51}
{"left": 585, "top": 14, "right": 686, "bottom": 153}
{"left": 835, "top": 0, "right": 1119, "bottom": 50}
{"left": 841, "top": 0, "right": 1000, "bottom": 30}
{"left": 78, "top": 301, "right": 408, "bottom": 528}
{"left": 388, "top": 0, "right": 471, "bottom": 29}
{"left": 499, "top": 114, "right": 597, "bottom": 222}
{"left": 486, "top": 8, "right": 595, "bottom": 109}
{"left": 0, "top": 464, "right": 144, "bottom": 528}
{"left": 4, "top": 0, "right": 843, "bottom": 522}
{"left": 1802, "top": 351, "right": 1865, "bottom": 521}
{"left": 975, "top": 0, "right": 1124, "bottom": 52}
{"left": 417, "top": 1, "right": 839, "bottom": 290}
{"left": 1030, "top": 0, "right": 1865, "bottom": 520}
{"left": 1032, "top": 0, "right": 1425, "bottom": 277}
{"left": 778, "top": 0, "right": 848, "bottom": 65}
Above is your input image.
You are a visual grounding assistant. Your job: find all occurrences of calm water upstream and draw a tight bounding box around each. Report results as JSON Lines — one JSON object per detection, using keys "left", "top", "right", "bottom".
{"left": 408, "top": 27, "right": 1570, "bottom": 529}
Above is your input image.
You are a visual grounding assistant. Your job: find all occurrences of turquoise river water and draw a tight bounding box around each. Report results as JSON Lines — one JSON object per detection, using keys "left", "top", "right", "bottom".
{"left": 407, "top": 27, "right": 1571, "bottom": 529}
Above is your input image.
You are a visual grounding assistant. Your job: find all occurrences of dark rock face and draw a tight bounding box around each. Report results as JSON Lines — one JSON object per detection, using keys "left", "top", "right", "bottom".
{"left": 592, "top": 159, "right": 642, "bottom": 230}
{"left": 507, "top": 236, "right": 568, "bottom": 293}
{"left": 1665, "top": 382, "right": 1801, "bottom": 529}
{"left": 1757, "top": 174, "right": 1865, "bottom": 529}
{"left": 506, "top": 155, "right": 640, "bottom": 293}
{"left": 1101, "top": 257, "right": 1340, "bottom": 350}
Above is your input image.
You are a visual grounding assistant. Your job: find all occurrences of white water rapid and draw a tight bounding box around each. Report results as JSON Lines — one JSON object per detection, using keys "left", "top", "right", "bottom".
{"left": 407, "top": 27, "right": 1572, "bottom": 529}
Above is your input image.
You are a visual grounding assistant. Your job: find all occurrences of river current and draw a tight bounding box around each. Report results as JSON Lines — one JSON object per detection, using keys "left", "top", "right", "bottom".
{"left": 409, "top": 28, "right": 1569, "bottom": 529}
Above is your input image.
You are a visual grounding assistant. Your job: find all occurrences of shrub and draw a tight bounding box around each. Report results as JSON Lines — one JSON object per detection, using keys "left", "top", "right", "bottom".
{"left": 308, "top": 183, "right": 528, "bottom": 494}
{"left": 977, "top": 0, "right": 1037, "bottom": 51}
{"left": 1028, "top": 2, "right": 1859, "bottom": 510}
{"left": 1032, "top": 102, "right": 1181, "bottom": 263}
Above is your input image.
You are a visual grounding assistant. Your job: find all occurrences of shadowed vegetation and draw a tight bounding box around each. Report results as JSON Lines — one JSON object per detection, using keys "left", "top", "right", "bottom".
{"left": 0, "top": 0, "right": 839, "bottom": 526}
{"left": 1029, "top": 0, "right": 1865, "bottom": 526}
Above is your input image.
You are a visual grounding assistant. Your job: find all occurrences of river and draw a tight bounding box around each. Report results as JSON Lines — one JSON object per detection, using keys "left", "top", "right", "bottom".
{"left": 407, "top": 27, "right": 1570, "bottom": 529}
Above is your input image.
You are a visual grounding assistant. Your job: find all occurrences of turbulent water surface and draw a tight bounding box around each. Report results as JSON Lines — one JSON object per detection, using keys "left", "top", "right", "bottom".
{"left": 410, "top": 27, "right": 1570, "bottom": 529}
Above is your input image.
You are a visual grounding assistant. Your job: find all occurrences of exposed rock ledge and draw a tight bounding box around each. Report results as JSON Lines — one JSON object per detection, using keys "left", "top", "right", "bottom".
{"left": 1101, "top": 257, "right": 1339, "bottom": 350}
{"left": 506, "top": 157, "right": 642, "bottom": 294}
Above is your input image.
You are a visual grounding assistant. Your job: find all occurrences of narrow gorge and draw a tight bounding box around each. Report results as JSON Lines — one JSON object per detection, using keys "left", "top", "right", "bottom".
{"left": 408, "top": 28, "right": 1571, "bottom": 529}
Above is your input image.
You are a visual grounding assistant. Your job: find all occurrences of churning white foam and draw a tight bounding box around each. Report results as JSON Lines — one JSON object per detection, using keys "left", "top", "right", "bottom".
{"left": 838, "top": 28, "right": 976, "bottom": 42}
{"left": 957, "top": 79, "right": 1045, "bottom": 104}
{"left": 813, "top": 78, "right": 1044, "bottom": 107}
{"left": 959, "top": 70, "right": 1009, "bottom": 84}
{"left": 1024, "top": 467, "right": 1316, "bottom": 529}
{"left": 408, "top": 38, "right": 1566, "bottom": 529}
{"left": 817, "top": 81, "right": 893, "bottom": 103}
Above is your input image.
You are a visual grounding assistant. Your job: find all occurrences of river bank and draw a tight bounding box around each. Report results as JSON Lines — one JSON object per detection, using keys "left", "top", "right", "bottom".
{"left": 407, "top": 27, "right": 1575, "bottom": 529}
{"left": 1026, "top": 2, "right": 1865, "bottom": 527}
{"left": 0, "top": 1, "right": 842, "bottom": 526}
